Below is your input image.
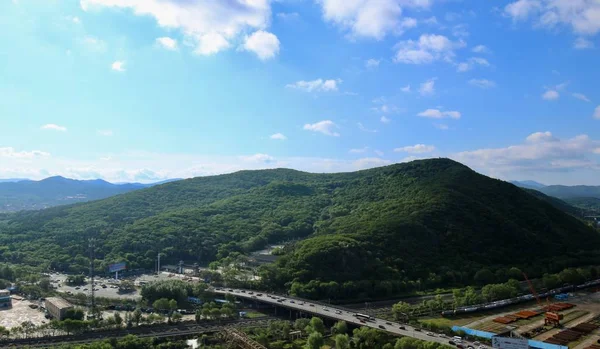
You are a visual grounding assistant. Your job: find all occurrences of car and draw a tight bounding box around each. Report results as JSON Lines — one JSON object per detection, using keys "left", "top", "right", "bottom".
{"left": 467, "top": 346, "right": 474, "bottom": 349}
{"left": 379, "top": 325, "right": 386, "bottom": 329}
{"left": 257, "top": 293, "right": 263, "bottom": 296}
{"left": 309, "top": 304, "right": 315, "bottom": 307}
{"left": 241, "top": 290, "right": 246, "bottom": 293}
{"left": 323, "top": 307, "right": 329, "bottom": 311}
{"left": 75, "top": 287, "right": 80, "bottom": 290}
{"left": 336, "top": 310, "right": 342, "bottom": 315}
{"left": 474, "top": 342, "right": 481, "bottom": 346}
{"left": 290, "top": 300, "right": 295, "bottom": 303}
{"left": 248, "top": 292, "right": 254, "bottom": 295}
{"left": 83, "top": 288, "right": 88, "bottom": 291}
{"left": 414, "top": 328, "right": 421, "bottom": 332}
{"left": 449, "top": 341, "right": 456, "bottom": 346}
{"left": 360, "top": 320, "right": 366, "bottom": 323}
{"left": 427, "top": 332, "right": 435, "bottom": 336}
{"left": 386, "top": 322, "right": 392, "bottom": 325}
{"left": 399, "top": 326, "right": 406, "bottom": 330}
{"left": 299, "top": 302, "right": 305, "bottom": 305}
{"left": 228, "top": 289, "right": 233, "bottom": 292}
{"left": 457, "top": 345, "right": 464, "bottom": 349}
{"left": 478, "top": 346, "right": 487, "bottom": 349}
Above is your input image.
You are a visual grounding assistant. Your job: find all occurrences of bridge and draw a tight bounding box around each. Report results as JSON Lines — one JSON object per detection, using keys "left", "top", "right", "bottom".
{"left": 212, "top": 288, "right": 476, "bottom": 347}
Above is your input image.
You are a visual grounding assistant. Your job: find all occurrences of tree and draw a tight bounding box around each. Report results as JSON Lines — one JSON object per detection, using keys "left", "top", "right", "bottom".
{"left": 507, "top": 267, "right": 523, "bottom": 281}
{"left": 168, "top": 299, "right": 178, "bottom": 313}
{"left": 210, "top": 308, "right": 221, "bottom": 321}
{"left": 306, "top": 317, "right": 325, "bottom": 335}
{"left": 114, "top": 313, "right": 123, "bottom": 328}
{"left": 152, "top": 298, "right": 171, "bottom": 314}
{"left": 119, "top": 280, "right": 136, "bottom": 293}
{"left": 132, "top": 309, "right": 143, "bottom": 326}
{"left": 39, "top": 278, "right": 51, "bottom": 292}
{"left": 171, "top": 312, "right": 183, "bottom": 323}
{"left": 392, "top": 302, "right": 412, "bottom": 322}
{"left": 332, "top": 320, "right": 348, "bottom": 335}
{"left": 305, "top": 332, "right": 324, "bottom": 349}
{"left": 474, "top": 269, "right": 495, "bottom": 285}
{"left": 0, "top": 326, "right": 9, "bottom": 339}
{"left": 64, "top": 308, "right": 85, "bottom": 321}
{"left": 335, "top": 334, "right": 350, "bottom": 349}
{"left": 294, "top": 318, "right": 310, "bottom": 331}
{"left": 195, "top": 310, "right": 202, "bottom": 323}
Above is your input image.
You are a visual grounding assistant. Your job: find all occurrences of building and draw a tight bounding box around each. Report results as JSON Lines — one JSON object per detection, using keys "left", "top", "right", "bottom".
{"left": 0, "top": 289, "right": 11, "bottom": 308}
{"left": 45, "top": 297, "right": 73, "bottom": 320}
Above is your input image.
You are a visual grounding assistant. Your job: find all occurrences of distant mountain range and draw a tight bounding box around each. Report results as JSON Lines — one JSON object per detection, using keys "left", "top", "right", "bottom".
{"left": 0, "top": 176, "right": 181, "bottom": 213}
{"left": 511, "top": 181, "right": 600, "bottom": 213}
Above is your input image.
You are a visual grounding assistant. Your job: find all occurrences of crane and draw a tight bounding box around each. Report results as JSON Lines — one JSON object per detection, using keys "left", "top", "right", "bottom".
{"left": 523, "top": 272, "right": 562, "bottom": 327}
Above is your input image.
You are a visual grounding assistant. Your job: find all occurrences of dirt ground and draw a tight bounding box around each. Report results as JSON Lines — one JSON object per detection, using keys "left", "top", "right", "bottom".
{"left": 0, "top": 298, "right": 47, "bottom": 329}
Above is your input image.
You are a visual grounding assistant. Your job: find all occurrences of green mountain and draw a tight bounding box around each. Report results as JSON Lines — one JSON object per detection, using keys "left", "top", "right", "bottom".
{"left": 1, "top": 159, "right": 598, "bottom": 299}
{"left": 564, "top": 197, "right": 600, "bottom": 214}
{"left": 538, "top": 185, "right": 600, "bottom": 199}
{"left": 0, "top": 176, "right": 177, "bottom": 213}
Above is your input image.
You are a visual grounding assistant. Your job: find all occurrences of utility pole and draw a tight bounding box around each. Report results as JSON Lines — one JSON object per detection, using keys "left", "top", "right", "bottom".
{"left": 157, "top": 253, "right": 161, "bottom": 274}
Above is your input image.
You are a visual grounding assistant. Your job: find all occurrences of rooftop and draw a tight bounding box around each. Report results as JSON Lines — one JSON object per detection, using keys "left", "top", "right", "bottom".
{"left": 45, "top": 297, "right": 73, "bottom": 309}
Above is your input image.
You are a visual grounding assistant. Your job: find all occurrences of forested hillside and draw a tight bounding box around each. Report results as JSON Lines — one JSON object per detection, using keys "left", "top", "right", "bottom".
{"left": 1, "top": 159, "right": 599, "bottom": 299}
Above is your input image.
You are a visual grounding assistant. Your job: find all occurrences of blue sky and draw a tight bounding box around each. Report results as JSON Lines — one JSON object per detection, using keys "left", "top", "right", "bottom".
{"left": 1, "top": 0, "right": 599, "bottom": 184}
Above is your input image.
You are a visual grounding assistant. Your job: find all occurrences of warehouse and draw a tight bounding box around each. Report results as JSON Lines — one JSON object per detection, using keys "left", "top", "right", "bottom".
{"left": 0, "top": 289, "right": 11, "bottom": 308}
{"left": 45, "top": 297, "right": 73, "bottom": 320}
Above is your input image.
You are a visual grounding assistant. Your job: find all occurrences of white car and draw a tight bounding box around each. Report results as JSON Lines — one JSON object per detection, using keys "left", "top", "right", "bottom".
{"left": 323, "top": 307, "right": 329, "bottom": 311}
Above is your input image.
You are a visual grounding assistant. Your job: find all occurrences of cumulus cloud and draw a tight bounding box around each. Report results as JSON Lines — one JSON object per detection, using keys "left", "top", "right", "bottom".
{"left": 156, "top": 37, "right": 178, "bottom": 50}
{"left": 394, "top": 34, "right": 465, "bottom": 64}
{"left": 457, "top": 57, "right": 490, "bottom": 72}
{"left": 380, "top": 116, "right": 391, "bottom": 124}
{"left": 243, "top": 30, "right": 280, "bottom": 60}
{"left": 270, "top": 133, "right": 287, "bottom": 140}
{"left": 41, "top": 124, "right": 67, "bottom": 132}
{"left": 365, "top": 58, "right": 381, "bottom": 69}
{"left": 401, "top": 85, "right": 411, "bottom": 92}
{"left": 574, "top": 37, "right": 595, "bottom": 49}
{"left": 419, "top": 78, "right": 436, "bottom": 95}
{"left": 469, "top": 79, "right": 496, "bottom": 89}
{"left": 315, "top": 0, "right": 425, "bottom": 40}
{"left": 572, "top": 93, "right": 591, "bottom": 102}
{"left": 417, "top": 109, "right": 461, "bottom": 119}
{"left": 394, "top": 144, "right": 436, "bottom": 153}
{"left": 111, "top": 61, "right": 126, "bottom": 72}
{"left": 542, "top": 90, "right": 559, "bottom": 100}
{"left": 81, "top": 36, "right": 106, "bottom": 52}
{"left": 303, "top": 120, "right": 340, "bottom": 136}
{"left": 452, "top": 132, "right": 600, "bottom": 177}
{"left": 81, "top": 0, "right": 272, "bottom": 56}
{"left": 472, "top": 45, "right": 490, "bottom": 53}
{"left": 349, "top": 147, "right": 369, "bottom": 154}
{"left": 594, "top": 106, "right": 600, "bottom": 119}
{"left": 240, "top": 153, "right": 276, "bottom": 164}
{"left": 0, "top": 147, "right": 50, "bottom": 159}
{"left": 286, "top": 79, "right": 341, "bottom": 92}
{"left": 504, "top": 0, "right": 600, "bottom": 36}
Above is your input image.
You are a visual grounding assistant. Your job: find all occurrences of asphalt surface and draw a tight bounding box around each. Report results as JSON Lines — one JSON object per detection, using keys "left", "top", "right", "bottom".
{"left": 212, "top": 288, "right": 483, "bottom": 348}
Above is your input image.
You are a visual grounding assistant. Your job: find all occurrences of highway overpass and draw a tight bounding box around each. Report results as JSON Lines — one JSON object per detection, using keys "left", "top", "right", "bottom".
{"left": 212, "top": 287, "right": 479, "bottom": 347}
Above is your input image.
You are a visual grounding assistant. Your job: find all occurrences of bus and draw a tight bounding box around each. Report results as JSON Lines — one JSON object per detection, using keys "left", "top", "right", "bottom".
{"left": 354, "top": 313, "right": 374, "bottom": 322}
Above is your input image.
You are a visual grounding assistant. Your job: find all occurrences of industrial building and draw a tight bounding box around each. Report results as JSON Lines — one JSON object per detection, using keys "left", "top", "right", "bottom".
{"left": 45, "top": 297, "right": 73, "bottom": 320}
{"left": 0, "top": 289, "right": 11, "bottom": 308}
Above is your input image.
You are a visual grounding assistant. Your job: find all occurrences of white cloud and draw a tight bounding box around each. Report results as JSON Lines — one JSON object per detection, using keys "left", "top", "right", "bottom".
{"left": 526, "top": 131, "right": 558, "bottom": 143}
{"left": 417, "top": 109, "right": 461, "bottom": 119}
{"left": 111, "top": 61, "right": 126, "bottom": 72}
{"left": 401, "top": 85, "right": 411, "bottom": 92}
{"left": 469, "top": 79, "right": 496, "bottom": 89}
{"left": 97, "top": 129, "right": 113, "bottom": 136}
{"left": 81, "top": 36, "right": 106, "bottom": 52}
{"left": 434, "top": 123, "right": 449, "bottom": 130}
{"left": 472, "top": 45, "right": 490, "bottom": 53}
{"left": 240, "top": 153, "right": 276, "bottom": 164}
{"left": 41, "top": 124, "right": 67, "bottom": 132}
{"left": 156, "top": 37, "right": 178, "bottom": 50}
{"left": 373, "top": 104, "right": 399, "bottom": 114}
{"left": 394, "top": 144, "right": 436, "bottom": 153}
{"left": 277, "top": 12, "right": 300, "bottom": 20}
{"left": 572, "top": 93, "right": 591, "bottom": 102}
{"left": 0, "top": 147, "right": 50, "bottom": 159}
{"left": 419, "top": 78, "right": 436, "bottom": 95}
{"left": 504, "top": 0, "right": 600, "bottom": 36}
{"left": 542, "top": 90, "right": 559, "bottom": 100}
{"left": 243, "top": 30, "right": 280, "bottom": 60}
{"left": 452, "top": 24, "right": 470, "bottom": 38}
{"left": 380, "top": 116, "right": 391, "bottom": 124}
{"left": 303, "top": 120, "right": 340, "bottom": 136}
{"left": 315, "top": 0, "right": 427, "bottom": 40}
{"left": 349, "top": 147, "right": 369, "bottom": 154}
{"left": 452, "top": 132, "right": 600, "bottom": 177}
{"left": 365, "top": 58, "right": 381, "bottom": 69}
{"left": 286, "top": 79, "right": 341, "bottom": 92}
{"left": 574, "top": 37, "right": 595, "bottom": 49}
{"left": 394, "top": 34, "right": 465, "bottom": 64}
{"left": 457, "top": 57, "right": 490, "bottom": 72}
{"left": 352, "top": 157, "right": 392, "bottom": 169}
{"left": 357, "top": 122, "right": 377, "bottom": 133}
{"left": 594, "top": 106, "right": 600, "bottom": 119}
{"left": 81, "top": 0, "right": 272, "bottom": 56}
{"left": 270, "top": 133, "right": 287, "bottom": 140}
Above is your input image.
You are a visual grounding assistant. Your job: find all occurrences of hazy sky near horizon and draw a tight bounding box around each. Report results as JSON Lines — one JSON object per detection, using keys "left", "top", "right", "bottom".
{"left": 1, "top": 0, "right": 599, "bottom": 185}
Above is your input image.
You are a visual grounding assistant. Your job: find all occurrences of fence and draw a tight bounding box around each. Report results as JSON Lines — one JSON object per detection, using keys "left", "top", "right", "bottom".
{"left": 451, "top": 326, "right": 568, "bottom": 349}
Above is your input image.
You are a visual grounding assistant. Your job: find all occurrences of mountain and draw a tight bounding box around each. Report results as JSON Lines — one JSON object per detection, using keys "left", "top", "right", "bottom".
{"left": 538, "top": 185, "right": 600, "bottom": 199}
{"left": 0, "top": 178, "right": 28, "bottom": 183}
{"left": 510, "top": 180, "right": 546, "bottom": 190}
{"left": 0, "top": 176, "right": 181, "bottom": 212}
{"left": 563, "top": 197, "right": 600, "bottom": 214}
{"left": 1, "top": 159, "right": 598, "bottom": 300}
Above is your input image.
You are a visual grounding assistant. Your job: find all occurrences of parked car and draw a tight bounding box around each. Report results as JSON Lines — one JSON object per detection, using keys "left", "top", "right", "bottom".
{"left": 449, "top": 341, "right": 456, "bottom": 346}
{"left": 379, "top": 325, "right": 386, "bottom": 329}
{"left": 399, "top": 326, "right": 406, "bottom": 330}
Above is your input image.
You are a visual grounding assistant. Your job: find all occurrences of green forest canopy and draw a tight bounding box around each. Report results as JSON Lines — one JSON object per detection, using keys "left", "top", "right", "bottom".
{"left": 1, "top": 159, "right": 599, "bottom": 299}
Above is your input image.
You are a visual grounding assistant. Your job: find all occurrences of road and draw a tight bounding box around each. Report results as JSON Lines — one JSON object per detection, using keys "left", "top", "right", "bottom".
{"left": 212, "top": 288, "right": 482, "bottom": 348}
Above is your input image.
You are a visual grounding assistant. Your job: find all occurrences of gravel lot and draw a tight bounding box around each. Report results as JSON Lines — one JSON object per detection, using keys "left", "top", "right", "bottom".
{"left": 0, "top": 297, "right": 47, "bottom": 329}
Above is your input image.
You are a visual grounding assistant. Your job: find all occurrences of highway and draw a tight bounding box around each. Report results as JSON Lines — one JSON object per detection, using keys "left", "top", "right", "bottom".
{"left": 212, "top": 288, "right": 482, "bottom": 348}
